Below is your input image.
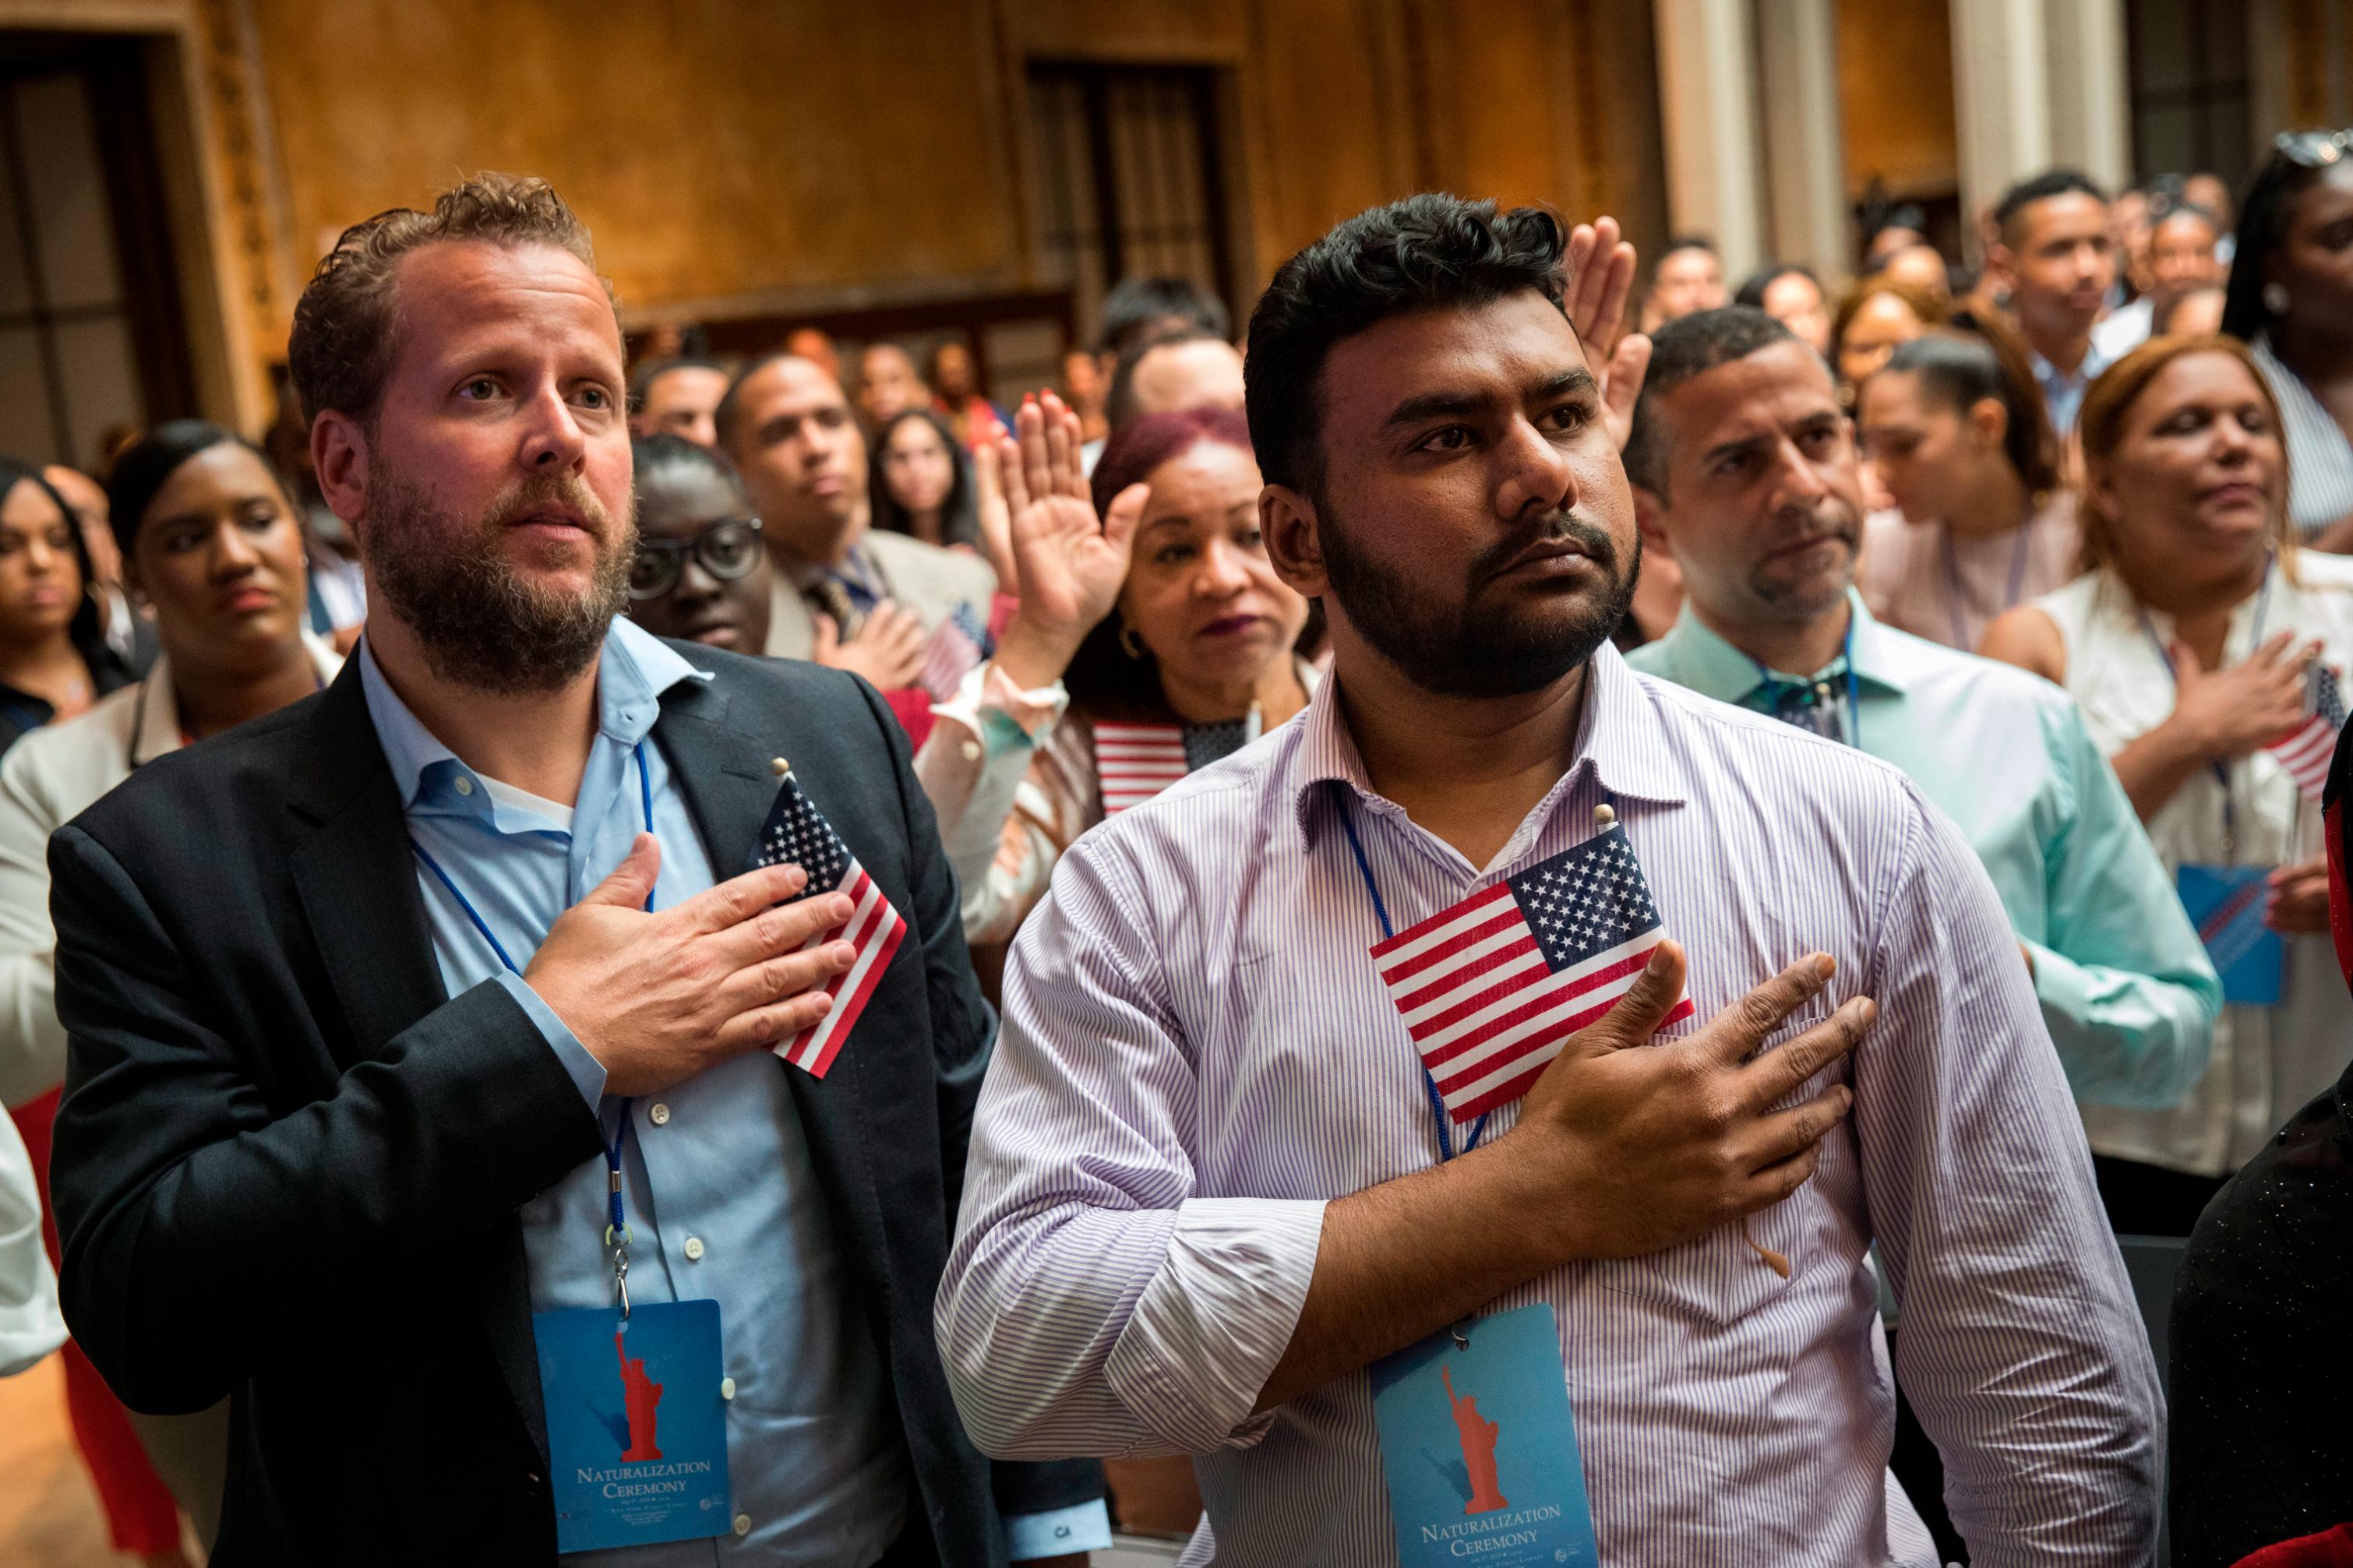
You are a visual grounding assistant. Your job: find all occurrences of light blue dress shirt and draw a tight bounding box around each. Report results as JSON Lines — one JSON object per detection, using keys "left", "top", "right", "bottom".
{"left": 359, "top": 618, "right": 1106, "bottom": 1564}
{"left": 2031, "top": 340, "right": 2115, "bottom": 438}
{"left": 1629, "top": 594, "right": 2220, "bottom": 1109}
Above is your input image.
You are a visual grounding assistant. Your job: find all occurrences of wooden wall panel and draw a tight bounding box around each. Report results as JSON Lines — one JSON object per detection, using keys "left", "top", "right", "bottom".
{"left": 1836, "top": 0, "right": 1960, "bottom": 199}
{"left": 246, "top": 0, "right": 1020, "bottom": 323}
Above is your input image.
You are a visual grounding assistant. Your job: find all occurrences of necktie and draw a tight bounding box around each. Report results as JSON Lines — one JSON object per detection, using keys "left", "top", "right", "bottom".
{"left": 806, "top": 576, "right": 861, "bottom": 639}
{"left": 1755, "top": 675, "right": 1849, "bottom": 743}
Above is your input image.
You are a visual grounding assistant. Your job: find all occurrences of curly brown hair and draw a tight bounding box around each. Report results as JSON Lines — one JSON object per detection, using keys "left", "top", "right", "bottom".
{"left": 286, "top": 172, "right": 611, "bottom": 426}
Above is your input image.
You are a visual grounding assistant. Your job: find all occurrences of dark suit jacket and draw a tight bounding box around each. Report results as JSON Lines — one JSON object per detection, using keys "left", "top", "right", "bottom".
{"left": 44, "top": 643, "right": 1099, "bottom": 1564}
{"left": 2168, "top": 1055, "right": 2353, "bottom": 1566}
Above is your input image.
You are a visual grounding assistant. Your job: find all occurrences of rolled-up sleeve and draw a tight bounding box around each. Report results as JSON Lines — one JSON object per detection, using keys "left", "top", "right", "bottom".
{"left": 1857, "top": 783, "right": 2164, "bottom": 1565}
{"left": 0, "top": 742, "right": 68, "bottom": 1109}
{"left": 935, "top": 833, "right": 1324, "bottom": 1461}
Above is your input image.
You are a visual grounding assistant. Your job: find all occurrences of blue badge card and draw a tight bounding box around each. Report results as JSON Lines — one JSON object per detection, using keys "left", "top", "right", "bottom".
{"left": 534, "top": 1300, "right": 732, "bottom": 1552}
{"left": 1368, "top": 1303, "right": 1599, "bottom": 1567}
{"left": 2178, "top": 862, "right": 2284, "bottom": 1006}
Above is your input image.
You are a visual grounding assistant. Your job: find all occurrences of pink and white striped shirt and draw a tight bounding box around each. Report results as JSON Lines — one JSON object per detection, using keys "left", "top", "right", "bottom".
{"left": 937, "top": 642, "right": 2161, "bottom": 1566}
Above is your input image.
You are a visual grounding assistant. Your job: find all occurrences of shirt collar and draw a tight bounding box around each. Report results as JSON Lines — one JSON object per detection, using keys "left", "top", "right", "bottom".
{"left": 2031, "top": 340, "right": 2113, "bottom": 393}
{"left": 1289, "top": 640, "right": 1690, "bottom": 847}
{"left": 358, "top": 616, "right": 711, "bottom": 812}
{"left": 132, "top": 631, "right": 343, "bottom": 768}
{"left": 1646, "top": 589, "right": 1912, "bottom": 703}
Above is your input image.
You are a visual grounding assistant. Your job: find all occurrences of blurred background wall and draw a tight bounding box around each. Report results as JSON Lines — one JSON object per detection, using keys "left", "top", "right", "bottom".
{"left": 0, "top": 0, "right": 2319, "bottom": 471}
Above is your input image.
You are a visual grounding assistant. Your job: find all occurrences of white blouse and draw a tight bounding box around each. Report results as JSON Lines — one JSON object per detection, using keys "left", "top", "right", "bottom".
{"left": 2033, "top": 554, "right": 2353, "bottom": 1175}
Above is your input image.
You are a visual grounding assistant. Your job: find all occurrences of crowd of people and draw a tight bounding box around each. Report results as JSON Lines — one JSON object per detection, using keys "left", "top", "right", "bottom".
{"left": 0, "top": 138, "right": 2351, "bottom": 1568}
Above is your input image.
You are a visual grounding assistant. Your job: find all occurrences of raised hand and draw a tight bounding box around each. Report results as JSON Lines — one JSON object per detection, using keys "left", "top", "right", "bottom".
{"left": 811, "top": 600, "right": 929, "bottom": 690}
{"left": 1565, "top": 215, "right": 1654, "bottom": 453}
{"left": 992, "top": 389, "right": 1147, "bottom": 690}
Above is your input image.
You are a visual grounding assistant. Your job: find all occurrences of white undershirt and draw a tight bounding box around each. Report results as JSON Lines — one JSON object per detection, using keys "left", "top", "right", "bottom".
{"left": 477, "top": 773, "right": 575, "bottom": 830}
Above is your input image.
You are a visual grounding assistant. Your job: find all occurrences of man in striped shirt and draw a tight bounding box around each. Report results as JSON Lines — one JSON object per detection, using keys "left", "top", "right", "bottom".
{"left": 937, "top": 196, "right": 2161, "bottom": 1564}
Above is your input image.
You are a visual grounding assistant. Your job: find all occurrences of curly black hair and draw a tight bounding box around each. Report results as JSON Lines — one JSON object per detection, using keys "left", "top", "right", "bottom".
{"left": 1244, "top": 193, "right": 1568, "bottom": 500}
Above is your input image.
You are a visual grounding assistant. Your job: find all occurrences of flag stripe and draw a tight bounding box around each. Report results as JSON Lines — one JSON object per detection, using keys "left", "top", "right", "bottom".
{"left": 1420, "top": 945, "right": 1662, "bottom": 1072}
{"left": 1369, "top": 880, "right": 1519, "bottom": 961}
{"left": 1383, "top": 921, "right": 1534, "bottom": 1006}
{"left": 1367, "top": 820, "right": 1692, "bottom": 1123}
{"left": 781, "top": 870, "right": 906, "bottom": 1076}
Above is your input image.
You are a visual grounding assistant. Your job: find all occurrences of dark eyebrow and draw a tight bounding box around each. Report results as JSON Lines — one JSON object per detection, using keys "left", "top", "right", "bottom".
{"left": 1701, "top": 432, "right": 1774, "bottom": 470}
{"left": 1380, "top": 367, "right": 1599, "bottom": 432}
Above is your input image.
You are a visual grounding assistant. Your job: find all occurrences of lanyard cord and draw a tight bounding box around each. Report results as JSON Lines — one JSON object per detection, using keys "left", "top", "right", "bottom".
{"left": 2138, "top": 558, "right": 2273, "bottom": 859}
{"left": 407, "top": 739, "right": 655, "bottom": 1310}
{"left": 1335, "top": 791, "right": 1491, "bottom": 1161}
{"left": 1940, "top": 513, "right": 2035, "bottom": 654}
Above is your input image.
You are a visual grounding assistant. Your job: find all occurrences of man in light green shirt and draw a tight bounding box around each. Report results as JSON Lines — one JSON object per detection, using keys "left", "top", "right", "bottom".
{"left": 1621, "top": 306, "right": 2216, "bottom": 1108}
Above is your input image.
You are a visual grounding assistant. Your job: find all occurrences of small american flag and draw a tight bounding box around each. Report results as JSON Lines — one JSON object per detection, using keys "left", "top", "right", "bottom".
{"left": 1371, "top": 822, "right": 1696, "bottom": 1124}
{"left": 1093, "top": 719, "right": 1253, "bottom": 812}
{"left": 747, "top": 770, "right": 907, "bottom": 1078}
{"left": 915, "top": 603, "right": 993, "bottom": 702}
{"left": 2270, "top": 663, "right": 2347, "bottom": 802}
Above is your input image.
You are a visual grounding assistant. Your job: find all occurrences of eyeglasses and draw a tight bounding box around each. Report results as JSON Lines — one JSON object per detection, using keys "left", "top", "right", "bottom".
{"left": 628, "top": 516, "right": 763, "bottom": 600}
{"left": 2277, "top": 129, "right": 2353, "bottom": 168}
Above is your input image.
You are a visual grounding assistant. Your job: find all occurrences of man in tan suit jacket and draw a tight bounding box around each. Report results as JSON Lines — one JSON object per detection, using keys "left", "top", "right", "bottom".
{"left": 718, "top": 355, "right": 995, "bottom": 674}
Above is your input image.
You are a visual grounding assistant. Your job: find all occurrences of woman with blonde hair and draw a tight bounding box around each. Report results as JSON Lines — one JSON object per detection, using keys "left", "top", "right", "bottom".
{"left": 1982, "top": 335, "right": 2353, "bottom": 1234}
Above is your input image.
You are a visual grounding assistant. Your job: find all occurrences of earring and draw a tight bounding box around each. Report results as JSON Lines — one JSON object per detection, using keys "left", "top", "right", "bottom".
{"left": 1118, "top": 623, "right": 1145, "bottom": 660}
{"left": 2265, "top": 281, "right": 2291, "bottom": 315}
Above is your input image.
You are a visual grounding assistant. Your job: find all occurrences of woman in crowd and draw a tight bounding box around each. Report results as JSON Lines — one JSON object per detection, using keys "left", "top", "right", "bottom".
{"left": 1857, "top": 322, "right": 2082, "bottom": 650}
{"left": 1829, "top": 276, "right": 1945, "bottom": 411}
{"left": 1981, "top": 337, "right": 2353, "bottom": 1236}
{"left": 0, "top": 460, "right": 142, "bottom": 757}
{"left": 921, "top": 400, "right": 1314, "bottom": 957}
{"left": 914, "top": 395, "right": 1307, "bottom": 1542}
{"left": 928, "top": 338, "right": 1010, "bottom": 448}
{"left": 870, "top": 408, "right": 983, "bottom": 551}
{"left": 1733, "top": 264, "right": 1831, "bottom": 356}
{"left": 0, "top": 421, "right": 340, "bottom": 1559}
{"left": 2225, "top": 133, "right": 2353, "bottom": 551}
{"left": 624, "top": 433, "right": 774, "bottom": 654}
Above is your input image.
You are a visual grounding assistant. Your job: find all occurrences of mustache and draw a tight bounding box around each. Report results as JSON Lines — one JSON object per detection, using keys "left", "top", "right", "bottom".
{"left": 1468, "top": 511, "right": 1620, "bottom": 583}
{"left": 482, "top": 472, "right": 620, "bottom": 536}
{"left": 1759, "top": 500, "right": 1861, "bottom": 555}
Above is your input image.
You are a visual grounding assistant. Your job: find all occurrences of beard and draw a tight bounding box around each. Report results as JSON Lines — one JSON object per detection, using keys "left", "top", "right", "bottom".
{"left": 1320, "top": 502, "right": 1639, "bottom": 698}
{"left": 367, "top": 466, "right": 635, "bottom": 695}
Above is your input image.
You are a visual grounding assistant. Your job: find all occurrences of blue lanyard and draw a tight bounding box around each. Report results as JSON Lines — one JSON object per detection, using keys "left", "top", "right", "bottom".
{"left": 2139, "top": 558, "right": 2273, "bottom": 858}
{"left": 407, "top": 740, "right": 656, "bottom": 1307}
{"left": 1750, "top": 617, "right": 1862, "bottom": 749}
{"left": 1335, "top": 792, "right": 1490, "bottom": 1161}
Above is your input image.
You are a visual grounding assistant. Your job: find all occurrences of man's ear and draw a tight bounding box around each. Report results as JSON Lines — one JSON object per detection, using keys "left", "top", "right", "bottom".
{"left": 1260, "top": 482, "right": 1328, "bottom": 597}
{"left": 311, "top": 408, "right": 371, "bottom": 548}
{"left": 1632, "top": 483, "right": 1677, "bottom": 562}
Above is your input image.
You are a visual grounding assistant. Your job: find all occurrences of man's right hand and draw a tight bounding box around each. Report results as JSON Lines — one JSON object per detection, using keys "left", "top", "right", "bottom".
{"left": 522, "top": 835, "right": 859, "bottom": 1097}
{"left": 812, "top": 600, "right": 929, "bottom": 690}
{"left": 1510, "top": 942, "right": 1871, "bottom": 1263}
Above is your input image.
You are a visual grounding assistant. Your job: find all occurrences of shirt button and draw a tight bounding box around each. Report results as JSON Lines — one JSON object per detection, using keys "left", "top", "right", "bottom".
{"left": 683, "top": 1235, "right": 705, "bottom": 1261}
{"left": 961, "top": 739, "right": 981, "bottom": 762}
{"left": 453, "top": 776, "right": 475, "bottom": 796}
{"left": 720, "top": 1376, "right": 736, "bottom": 1401}
{"left": 648, "top": 1102, "right": 670, "bottom": 1126}
{"left": 732, "top": 1513, "right": 751, "bottom": 1537}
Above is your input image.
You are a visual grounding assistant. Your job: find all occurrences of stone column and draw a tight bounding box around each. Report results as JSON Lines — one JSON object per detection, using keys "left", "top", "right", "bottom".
{"left": 1756, "top": 0, "right": 1849, "bottom": 273}
{"left": 1653, "top": 0, "right": 1767, "bottom": 275}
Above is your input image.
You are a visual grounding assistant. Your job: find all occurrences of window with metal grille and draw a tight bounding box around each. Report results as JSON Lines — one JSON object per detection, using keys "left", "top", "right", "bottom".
{"left": 1027, "top": 62, "right": 1234, "bottom": 351}
{"left": 0, "top": 33, "right": 192, "bottom": 470}
{"left": 2125, "top": 0, "right": 2252, "bottom": 189}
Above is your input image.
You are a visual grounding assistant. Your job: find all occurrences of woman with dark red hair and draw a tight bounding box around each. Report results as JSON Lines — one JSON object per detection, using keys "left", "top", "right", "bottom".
{"left": 916, "top": 393, "right": 1317, "bottom": 954}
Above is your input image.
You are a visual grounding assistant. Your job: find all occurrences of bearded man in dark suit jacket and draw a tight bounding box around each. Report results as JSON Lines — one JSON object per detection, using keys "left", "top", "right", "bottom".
{"left": 44, "top": 174, "right": 1104, "bottom": 1566}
